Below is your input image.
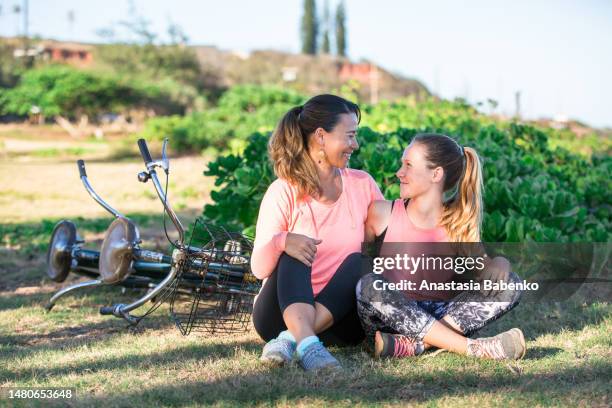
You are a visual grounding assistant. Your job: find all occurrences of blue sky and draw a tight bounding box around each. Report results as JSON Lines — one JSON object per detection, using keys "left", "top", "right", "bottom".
{"left": 1, "top": 0, "right": 610, "bottom": 128}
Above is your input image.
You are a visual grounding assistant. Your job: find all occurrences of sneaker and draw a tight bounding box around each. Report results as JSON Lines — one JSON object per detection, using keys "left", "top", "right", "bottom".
{"left": 298, "top": 341, "right": 341, "bottom": 371}
{"left": 374, "top": 331, "right": 425, "bottom": 359}
{"left": 260, "top": 337, "right": 296, "bottom": 366}
{"left": 467, "top": 328, "right": 526, "bottom": 360}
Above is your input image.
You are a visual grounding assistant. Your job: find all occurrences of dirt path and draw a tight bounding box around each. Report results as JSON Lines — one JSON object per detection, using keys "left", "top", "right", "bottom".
{"left": 1, "top": 155, "right": 214, "bottom": 222}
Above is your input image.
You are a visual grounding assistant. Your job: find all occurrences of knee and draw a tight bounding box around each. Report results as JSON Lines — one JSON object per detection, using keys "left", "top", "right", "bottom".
{"left": 278, "top": 252, "right": 306, "bottom": 269}
{"left": 488, "top": 270, "right": 523, "bottom": 305}
{"left": 345, "top": 252, "right": 363, "bottom": 264}
{"left": 341, "top": 252, "right": 369, "bottom": 279}
{"left": 356, "top": 272, "right": 380, "bottom": 302}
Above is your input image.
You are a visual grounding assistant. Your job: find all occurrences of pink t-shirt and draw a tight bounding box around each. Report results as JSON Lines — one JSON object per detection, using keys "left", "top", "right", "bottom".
{"left": 382, "top": 199, "right": 454, "bottom": 301}
{"left": 383, "top": 199, "right": 449, "bottom": 243}
{"left": 251, "top": 168, "right": 383, "bottom": 295}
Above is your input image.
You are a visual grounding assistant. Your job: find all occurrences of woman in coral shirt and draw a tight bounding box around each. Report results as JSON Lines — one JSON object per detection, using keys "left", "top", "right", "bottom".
{"left": 250, "top": 94, "right": 383, "bottom": 371}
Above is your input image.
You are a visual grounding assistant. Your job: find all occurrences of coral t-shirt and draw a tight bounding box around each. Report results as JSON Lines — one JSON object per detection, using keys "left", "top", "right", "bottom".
{"left": 251, "top": 168, "right": 383, "bottom": 295}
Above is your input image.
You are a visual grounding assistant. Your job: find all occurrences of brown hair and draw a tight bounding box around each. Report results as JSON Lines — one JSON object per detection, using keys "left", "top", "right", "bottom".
{"left": 413, "top": 133, "right": 483, "bottom": 242}
{"left": 268, "top": 94, "right": 360, "bottom": 198}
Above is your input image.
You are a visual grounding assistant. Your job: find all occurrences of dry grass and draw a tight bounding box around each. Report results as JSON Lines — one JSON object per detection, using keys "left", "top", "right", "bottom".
{"left": 0, "top": 125, "right": 213, "bottom": 223}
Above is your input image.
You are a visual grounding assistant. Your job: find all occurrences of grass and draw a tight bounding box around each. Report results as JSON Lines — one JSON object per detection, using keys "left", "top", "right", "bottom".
{"left": 0, "top": 126, "right": 610, "bottom": 407}
{"left": 0, "top": 291, "right": 609, "bottom": 407}
{"left": 30, "top": 147, "right": 98, "bottom": 158}
{"left": 0, "top": 217, "right": 610, "bottom": 407}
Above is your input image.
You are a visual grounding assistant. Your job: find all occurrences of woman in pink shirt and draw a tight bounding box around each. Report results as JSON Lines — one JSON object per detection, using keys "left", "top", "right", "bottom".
{"left": 357, "top": 133, "right": 526, "bottom": 361}
{"left": 251, "top": 94, "right": 383, "bottom": 371}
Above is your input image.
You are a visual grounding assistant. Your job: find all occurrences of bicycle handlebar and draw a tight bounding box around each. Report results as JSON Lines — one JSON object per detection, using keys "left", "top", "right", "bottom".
{"left": 99, "top": 304, "right": 140, "bottom": 325}
{"left": 135, "top": 138, "right": 185, "bottom": 247}
{"left": 77, "top": 159, "right": 123, "bottom": 218}
{"left": 77, "top": 160, "right": 87, "bottom": 178}
{"left": 137, "top": 138, "right": 153, "bottom": 165}
{"left": 99, "top": 306, "right": 114, "bottom": 315}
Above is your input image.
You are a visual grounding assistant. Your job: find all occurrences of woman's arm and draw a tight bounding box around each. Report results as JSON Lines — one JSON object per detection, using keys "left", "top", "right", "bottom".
{"left": 250, "top": 183, "right": 292, "bottom": 280}
{"left": 364, "top": 200, "right": 393, "bottom": 242}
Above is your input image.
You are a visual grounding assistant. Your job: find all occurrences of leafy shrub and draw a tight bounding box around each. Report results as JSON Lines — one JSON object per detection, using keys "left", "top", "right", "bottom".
{"left": 0, "top": 65, "right": 187, "bottom": 120}
{"left": 202, "top": 97, "right": 611, "bottom": 243}
{"left": 140, "top": 85, "right": 305, "bottom": 153}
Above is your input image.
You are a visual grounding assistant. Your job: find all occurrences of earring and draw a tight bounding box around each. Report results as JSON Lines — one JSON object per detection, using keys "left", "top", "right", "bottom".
{"left": 317, "top": 149, "right": 325, "bottom": 164}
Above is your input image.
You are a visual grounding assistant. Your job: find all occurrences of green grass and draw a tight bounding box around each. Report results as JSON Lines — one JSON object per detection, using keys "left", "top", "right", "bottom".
{"left": 1, "top": 219, "right": 611, "bottom": 407}
{"left": 30, "top": 147, "right": 98, "bottom": 158}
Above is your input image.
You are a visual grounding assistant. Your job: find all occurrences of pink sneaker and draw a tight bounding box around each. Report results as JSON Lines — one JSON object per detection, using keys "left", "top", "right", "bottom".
{"left": 374, "top": 331, "right": 424, "bottom": 359}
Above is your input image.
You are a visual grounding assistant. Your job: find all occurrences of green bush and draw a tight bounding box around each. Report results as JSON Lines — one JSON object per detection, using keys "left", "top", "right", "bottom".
{"left": 140, "top": 85, "right": 305, "bottom": 153}
{"left": 0, "top": 65, "right": 187, "bottom": 120}
{"left": 202, "top": 98, "right": 611, "bottom": 243}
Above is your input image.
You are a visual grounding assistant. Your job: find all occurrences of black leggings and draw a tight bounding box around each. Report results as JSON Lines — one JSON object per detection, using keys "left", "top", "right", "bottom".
{"left": 252, "top": 252, "right": 369, "bottom": 347}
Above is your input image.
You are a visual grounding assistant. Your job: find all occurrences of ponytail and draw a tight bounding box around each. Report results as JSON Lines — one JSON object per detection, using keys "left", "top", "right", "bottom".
{"left": 413, "top": 133, "right": 483, "bottom": 242}
{"left": 439, "top": 147, "right": 483, "bottom": 242}
{"left": 268, "top": 106, "right": 320, "bottom": 199}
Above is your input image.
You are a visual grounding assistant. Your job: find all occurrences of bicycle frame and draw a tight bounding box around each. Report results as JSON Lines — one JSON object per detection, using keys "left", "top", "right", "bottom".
{"left": 45, "top": 159, "right": 173, "bottom": 310}
{"left": 98, "top": 138, "right": 192, "bottom": 324}
{"left": 46, "top": 138, "right": 259, "bottom": 333}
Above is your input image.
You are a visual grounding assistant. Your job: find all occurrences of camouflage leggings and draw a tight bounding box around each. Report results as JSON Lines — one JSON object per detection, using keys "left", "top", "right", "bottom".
{"left": 356, "top": 272, "right": 523, "bottom": 343}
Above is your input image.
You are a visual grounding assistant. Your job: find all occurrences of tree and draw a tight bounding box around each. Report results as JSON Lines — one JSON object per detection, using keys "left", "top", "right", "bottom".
{"left": 0, "top": 43, "right": 23, "bottom": 88}
{"left": 321, "top": 0, "right": 331, "bottom": 54}
{"left": 301, "top": 0, "right": 318, "bottom": 55}
{"left": 335, "top": 1, "right": 347, "bottom": 57}
{"left": 94, "top": 3, "right": 205, "bottom": 90}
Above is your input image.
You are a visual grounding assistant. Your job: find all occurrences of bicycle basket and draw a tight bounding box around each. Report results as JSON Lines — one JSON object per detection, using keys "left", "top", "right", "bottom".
{"left": 169, "top": 218, "right": 261, "bottom": 335}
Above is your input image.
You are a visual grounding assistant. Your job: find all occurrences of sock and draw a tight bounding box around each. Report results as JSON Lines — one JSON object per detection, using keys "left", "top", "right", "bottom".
{"left": 297, "top": 335, "right": 320, "bottom": 358}
{"left": 415, "top": 341, "right": 425, "bottom": 356}
{"left": 277, "top": 330, "right": 296, "bottom": 344}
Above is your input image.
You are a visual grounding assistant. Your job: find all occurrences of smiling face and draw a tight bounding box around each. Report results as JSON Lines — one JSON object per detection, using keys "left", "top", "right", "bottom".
{"left": 313, "top": 112, "right": 359, "bottom": 168}
{"left": 396, "top": 142, "right": 443, "bottom": 199}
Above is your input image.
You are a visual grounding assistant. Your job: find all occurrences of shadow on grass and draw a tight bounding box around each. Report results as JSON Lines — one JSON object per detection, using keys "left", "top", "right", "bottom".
{"left": 75, "top": 359, "right": 611, "bottom": 406}
{"left": 0, "top": 279, "right": 153, "bottom": 312}
{"left": 3, "top": 337, "right": 261, "bottom": 383}
{"left": 0, "top": 287, "right": 183, "bottom": 373}
{"left": 0, "top": 312, "right": 172, "bottom": 349}
{"left": 523, "top": 346, "right": 564, "bottom": 360}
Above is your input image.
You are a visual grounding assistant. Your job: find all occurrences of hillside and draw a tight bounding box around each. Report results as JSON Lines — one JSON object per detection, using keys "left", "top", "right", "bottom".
{"left": 0, "top": 36, "right": 430, "bottom": 103}
{"left": 191, "top": 45, "right": 430, "bottom": 102}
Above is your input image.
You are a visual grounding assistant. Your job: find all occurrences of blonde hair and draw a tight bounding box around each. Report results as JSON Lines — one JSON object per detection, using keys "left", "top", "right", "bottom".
{"left": 413, "top": 134, "right": 483, "bottom": 242}
{"left": 268, "top": 94, "right": 361, "bottom": 199}
{"left": 439, "top": 147, "right": 483, "bottom": 242}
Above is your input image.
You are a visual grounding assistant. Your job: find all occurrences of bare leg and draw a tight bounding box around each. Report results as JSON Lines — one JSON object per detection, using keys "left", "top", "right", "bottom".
{"left": 282, "top": 303, "right": 316, "bottom": 343}
{"left": 422, "top": 320, "right": 468, "bottom": 354}
{"left": 313, "top": 302, "right": 334, "bottom": 333}
{"left": 420, "top": 316, "right": 464, "bottom": 350}
{"left": 440, "top": 315, "right": 464, "bottom": 333}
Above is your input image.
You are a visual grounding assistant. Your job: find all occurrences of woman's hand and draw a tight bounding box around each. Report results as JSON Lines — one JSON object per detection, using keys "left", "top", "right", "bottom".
{"left": 478, "top": 256, "right": 511, "bottom": 296}
{"left": 284, "top": 232, "right": 322, "bottom": 267}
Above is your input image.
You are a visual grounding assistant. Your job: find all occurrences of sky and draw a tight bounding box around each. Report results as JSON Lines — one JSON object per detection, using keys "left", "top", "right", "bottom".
{"left": 1, "top": 0, "right": 610, "bottom": 128}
